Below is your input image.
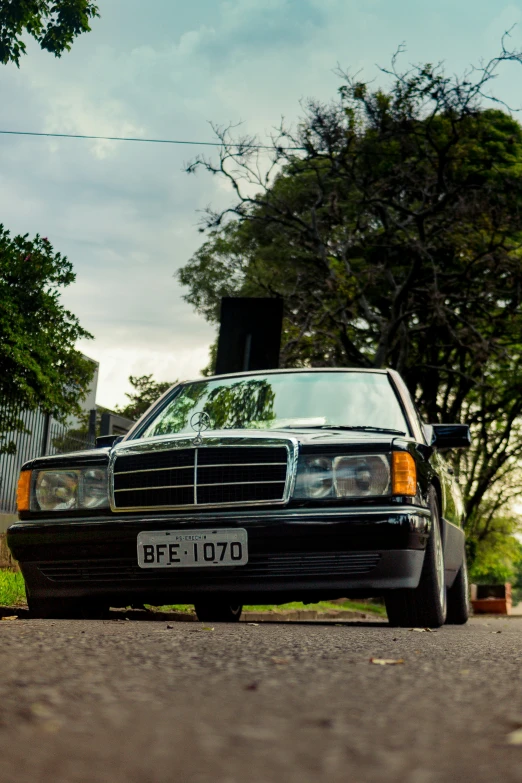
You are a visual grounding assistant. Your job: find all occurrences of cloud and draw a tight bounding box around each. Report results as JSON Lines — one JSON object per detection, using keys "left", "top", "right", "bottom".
{"left": 1, "top": 0, "right": 522, "bottom": 411}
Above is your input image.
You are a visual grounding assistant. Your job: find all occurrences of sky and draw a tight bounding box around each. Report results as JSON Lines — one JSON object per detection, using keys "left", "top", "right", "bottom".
{"left": 1, "top": 0, "right": 522, "bottom": 409}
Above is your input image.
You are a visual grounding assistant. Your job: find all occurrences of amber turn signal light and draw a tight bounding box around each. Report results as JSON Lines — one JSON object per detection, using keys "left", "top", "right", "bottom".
{"left": 16, "top": 470, "right": 31, "bottom": 511}
{"left": 392, "top": 452, "right": 417, "bottom": 496}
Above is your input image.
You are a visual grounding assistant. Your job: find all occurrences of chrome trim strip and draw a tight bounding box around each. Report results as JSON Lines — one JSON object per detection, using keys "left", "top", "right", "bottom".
{"left": 11, "top": 506, "right": 431, "bottom": 527}
{"left": 115, "top": 465, "right": 194, "bottom": 476}
{"left": 198, "top": 480, "right": 286, "bottom": 487}
{"left": 195, "top": 462, "right": 288, "bottom": 468}
{"left": 194, "top": 448, "right": 198, "bottom": 505}
{"left": 114, "top": 484, "right": 194, "bottom": 492}
{"left": 108, "top": 435, "right": 299, "bottom": 513}
{"left": 114, "top": 461, "right": 287, "bottom": 477}
{"left": 10, "top": 503, "right": 430, "bottom": 530}
{"left": 115, "top": 479, "right": 286, "bottom": 493}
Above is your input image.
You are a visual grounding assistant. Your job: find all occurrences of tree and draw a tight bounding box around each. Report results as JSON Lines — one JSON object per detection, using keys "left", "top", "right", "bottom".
{"left": 0, "top": 3, "right": 99, "bottom": 453}
{"left": 0, "top": 0, "right": 99, "bottom": 66}
{"left": 178, "top": 40, "right": 522, "bottom": 563}
{"left": 0, "top": 226, "right": 95, "bottom": 453}
{"left": 468, "top": 510, "right": 522, "bottom": 585}
{"left": 114, "top": 375, "right": 174, "bottom": 421}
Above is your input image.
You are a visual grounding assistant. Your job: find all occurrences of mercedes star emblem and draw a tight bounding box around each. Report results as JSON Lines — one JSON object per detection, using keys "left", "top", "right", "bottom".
{"left": 190, "top": 411, "right": 211, "bottom": 445}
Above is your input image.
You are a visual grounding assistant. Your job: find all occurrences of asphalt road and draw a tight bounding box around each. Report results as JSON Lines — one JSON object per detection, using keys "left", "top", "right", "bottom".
{"left": 1, "top": 615, "right": 522, "bottom": 783}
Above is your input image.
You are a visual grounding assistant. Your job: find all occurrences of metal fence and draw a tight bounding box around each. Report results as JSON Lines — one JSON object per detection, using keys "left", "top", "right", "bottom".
{"left": 0, "top": 406, "right": 95, "bottom": 515}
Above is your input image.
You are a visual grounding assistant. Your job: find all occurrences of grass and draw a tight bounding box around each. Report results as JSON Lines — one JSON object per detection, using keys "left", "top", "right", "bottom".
{"left": 0, "top": 569, "right": 386, "bottom": 616}
{"left": 245, "top": 600, "right": 386, "bottom": 615}
{"left": 144, "top": 604, "right": 196, "bottom": 614}
{"left": 0, "top": 571, "right": 26, "bottom": 606}
{"left": 148, "top": 599, "right": 386, "bottom": 616}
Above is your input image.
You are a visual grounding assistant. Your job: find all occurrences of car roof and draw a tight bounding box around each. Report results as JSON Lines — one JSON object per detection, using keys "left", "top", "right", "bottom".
{"left": 179, "top": 367, "right": 391, "bottom": 385}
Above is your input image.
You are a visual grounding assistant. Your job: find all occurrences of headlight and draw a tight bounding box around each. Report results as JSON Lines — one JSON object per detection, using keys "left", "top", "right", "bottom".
{"left": 333, "top": 455, "right": 390, "bottom": 497}
{"left": 293, "top": 454, "right": 391, "bottom": 499}
{"left": 30, "top": 467, "right": 109, "bottom": 512}
{"left": 82, "top": 469, "right": 109, "bottom": 508}
{"left": 293, "top": 457, "right": 333, "bottom": 499}
{"left": 35, "top": 470, "right": 78, "bottom": 511}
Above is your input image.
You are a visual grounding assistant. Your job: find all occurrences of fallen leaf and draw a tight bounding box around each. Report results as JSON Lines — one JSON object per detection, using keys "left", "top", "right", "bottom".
{"left": 492, "top": 630, "right": 502, "bottom": 634}
{"left": 460, "top": 669, "right": 470, "bottom": 675}
{"left": 166, "top": 624, "right": 174, "bottom": 630}
{"left": 506, "top": 729, "right": 522, "bottom": 745}
{"left": 201, "top": 626, "right": 215, "bottom": 632}
{"left": 369, "top": 657, "right": 404, "bottom": 665}
{"left": 409, "top": 627, "right": 435, "bottom": 633}
{"left": 30, "top": 703, "right": 53, "bottom": 718}
{"left": 1, "top": 616, "right": 18, "bottom": 621}
{"left": 244, "top": 682, "right": 259, "bottom": 691}
{"left": 247, "top": 623, "right": 259, "bottom": 626}
{"left": 271, "top": 657, "right": 290, "bottom": 665}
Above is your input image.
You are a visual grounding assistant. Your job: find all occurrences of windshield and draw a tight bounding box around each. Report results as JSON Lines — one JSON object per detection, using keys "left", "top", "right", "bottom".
{"left": 138, "top": 371, "right": 409, "bottom": 439}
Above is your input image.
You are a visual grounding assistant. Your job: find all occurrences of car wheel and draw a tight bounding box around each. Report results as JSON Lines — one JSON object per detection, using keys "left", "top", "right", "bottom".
{"left": 445, "top": 555, "right": 470, "bottom": 624}
{"left": 193, "top": 601, "right": 243, "bottom": 623}
{"left": 28, "top": 596, "right": 110, "bottom": 619}
{"left": 385, "top": 488, "right": 447, "bottom": 628}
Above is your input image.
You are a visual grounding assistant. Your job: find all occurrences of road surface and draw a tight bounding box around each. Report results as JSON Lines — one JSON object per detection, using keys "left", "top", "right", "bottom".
{"left": 0, "top": 614, "right": 521, "bottom": 782}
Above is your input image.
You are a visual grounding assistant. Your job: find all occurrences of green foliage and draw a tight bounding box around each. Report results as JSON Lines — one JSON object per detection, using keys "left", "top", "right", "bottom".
{"left": 468, "top": 519, "right": 522, "bottom": 585}
{"left": 146, "top": 600, "right": 386, "bottom": 616}
{"left": 114, "top": 375, "right": 174, "bottom": 422}
{"left": 242, "top": 600, "right": 387, "bottom": 615}
{"left": 0, "top": 570, "right": 26, "bottom": 606}
{"left": 142, "top": 378, "right": 277, "bottom": 436}
{"left": 0, "top": 0, "right": 99, "bottom": 66}
{"left": 203, "top": 379, "right": 276, "bottom": 429}
{"left": 0, "top": 226, "right": 94, "bottom": 453}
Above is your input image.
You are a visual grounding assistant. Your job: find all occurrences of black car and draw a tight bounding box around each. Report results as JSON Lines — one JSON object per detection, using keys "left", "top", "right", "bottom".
{"left": 8, "top": 368, "right": 471, "bottom": 627}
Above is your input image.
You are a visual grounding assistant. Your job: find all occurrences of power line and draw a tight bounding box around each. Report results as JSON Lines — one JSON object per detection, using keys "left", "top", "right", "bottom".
{"left": 0, "top": 129, "right": 304, "bottom": 151}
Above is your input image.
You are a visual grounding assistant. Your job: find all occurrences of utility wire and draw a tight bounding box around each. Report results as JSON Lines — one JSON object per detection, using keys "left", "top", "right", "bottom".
{"left": 0, "top": 129, "right": 304, "bottom": 151}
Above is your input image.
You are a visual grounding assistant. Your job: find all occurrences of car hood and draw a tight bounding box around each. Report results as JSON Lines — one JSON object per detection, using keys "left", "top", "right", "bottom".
{"left": 114, "top": 427, "right": 405, "bottom": 453}
{"left": 22, "top": 428, "right": 408, "bottom": 471}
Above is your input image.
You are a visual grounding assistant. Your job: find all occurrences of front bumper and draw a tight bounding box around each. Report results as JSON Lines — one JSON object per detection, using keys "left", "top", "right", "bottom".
{"left": 8, "top": 506, "right": 430, "bottom": 604}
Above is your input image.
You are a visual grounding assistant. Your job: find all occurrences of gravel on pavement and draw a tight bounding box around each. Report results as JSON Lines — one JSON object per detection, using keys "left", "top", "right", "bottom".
{"left": 0, "top": 615, "right": 521, "bottom": 783}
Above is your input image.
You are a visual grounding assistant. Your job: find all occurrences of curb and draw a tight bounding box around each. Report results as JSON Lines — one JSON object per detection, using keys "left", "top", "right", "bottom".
{"left": 2, "top": 605, "right": 520, "bottom": 622}
{"left": 0, "top": 605, "right": 382, "bottom": 622}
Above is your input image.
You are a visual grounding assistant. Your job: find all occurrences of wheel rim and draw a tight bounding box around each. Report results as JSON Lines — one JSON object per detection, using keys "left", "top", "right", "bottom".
{"left": 433, "top": 517, "right": 446, "bottom": 612}
{"left": 462, "top": 558, "right": 470, "bottom": 608}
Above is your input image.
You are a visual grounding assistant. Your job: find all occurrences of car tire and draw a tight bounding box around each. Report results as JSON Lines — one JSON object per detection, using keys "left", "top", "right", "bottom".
{"left": 28, "top": 596, "right": 110, "bottom": 619}
{"left": 445, "top": 556, "right": 470, "bottom": 625}
{"left": 385, "top": 488, "right": 447, "bottom": 628}
{"left": 193, "top": 601, "right": 243, "bottom": 623}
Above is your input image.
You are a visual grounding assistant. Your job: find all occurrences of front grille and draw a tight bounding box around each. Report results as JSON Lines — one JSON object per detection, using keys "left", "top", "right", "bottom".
{"left": 38, "top": 552, "right": 381, "bottom": 583}
{"left": 112, "top": 445, "right": 289, "bottom": 510}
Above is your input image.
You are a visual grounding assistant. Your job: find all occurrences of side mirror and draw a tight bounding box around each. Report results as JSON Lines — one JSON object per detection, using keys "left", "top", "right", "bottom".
{"left": 429, "top": 424, "right": 471, "bottom": 450}
{"left": 95, "top": 434, "right": 123, "bottom": 449}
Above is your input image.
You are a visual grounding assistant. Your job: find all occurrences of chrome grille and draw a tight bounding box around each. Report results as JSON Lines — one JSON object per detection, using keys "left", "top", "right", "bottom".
{"left": 111, "top": 443, "right": 291, "bottom": 511}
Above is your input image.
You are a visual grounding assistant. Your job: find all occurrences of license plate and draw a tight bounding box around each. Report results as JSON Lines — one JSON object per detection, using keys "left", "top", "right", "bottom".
{"left": 137, "top": 528, "right": 248, "bottom": 569}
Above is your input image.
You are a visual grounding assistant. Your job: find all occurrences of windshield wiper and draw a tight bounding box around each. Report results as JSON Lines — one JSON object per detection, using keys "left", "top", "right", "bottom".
{"left": 282, "top": 425, "right": 406, "bottom": 435}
